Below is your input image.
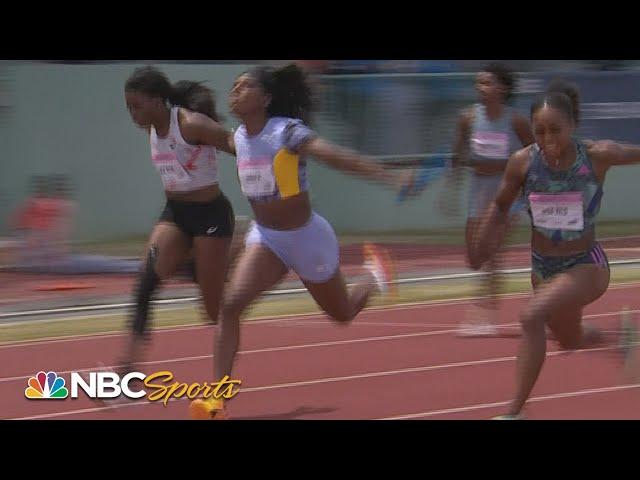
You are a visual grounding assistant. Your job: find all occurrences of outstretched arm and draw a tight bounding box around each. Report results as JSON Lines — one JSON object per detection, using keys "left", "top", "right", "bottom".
{"left": 590, "top": 140, "right": 640, "bottom": 167}
{"left": 298, "top": 137, "right": 403, "bottom": 189}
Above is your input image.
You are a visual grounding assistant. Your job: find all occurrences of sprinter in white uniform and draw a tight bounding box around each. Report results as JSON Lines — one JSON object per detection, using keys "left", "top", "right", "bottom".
{"left": 121, "top": 67, "right": 236, "bottom": 375}
{"left": 190, "top": 64, "right": 408, "bottom": 420}
{"left": 445, "top": 63, "right": 534, "bottom": 336}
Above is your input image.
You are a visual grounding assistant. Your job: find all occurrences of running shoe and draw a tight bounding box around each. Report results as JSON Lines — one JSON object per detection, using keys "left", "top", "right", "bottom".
{"left": 363, "top": 242, "right": 397, "bottom": 299}
{"left": 189, "top": 396, "right": 228, "bottom": 420}
{"left": 457, "top": 305, "right": 499, "bottom": 337}
{"left": 492, "top": 413, "right": 525, "bottom": 420}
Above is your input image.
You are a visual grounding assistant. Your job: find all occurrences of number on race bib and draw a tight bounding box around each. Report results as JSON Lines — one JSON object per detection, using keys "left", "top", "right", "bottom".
{"left": 154, "top": 157, "right": 190, "bottom": 188}
{"left": 239, "top": 165, "right": 276, "bottom": 197}
{"left": 529, "top": 192, "right": 584, "bottom": 231}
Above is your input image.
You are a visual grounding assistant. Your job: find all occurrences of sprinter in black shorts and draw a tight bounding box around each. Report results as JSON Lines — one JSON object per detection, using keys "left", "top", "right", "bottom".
{"left": 121, "top": 66, "right": 236, "bottom": 373}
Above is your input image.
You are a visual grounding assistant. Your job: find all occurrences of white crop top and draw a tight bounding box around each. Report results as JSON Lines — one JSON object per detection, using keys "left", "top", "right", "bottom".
{"left": 149, "top": 107, "right": 219, "bottom": 192}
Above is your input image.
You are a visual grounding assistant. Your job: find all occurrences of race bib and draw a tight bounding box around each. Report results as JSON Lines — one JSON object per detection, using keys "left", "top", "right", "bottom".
{"left": 239, "top": 165, "right": 276, "bottom": 197}
{"left": 529, "top": 192, "right": 584, "bottom": 231}
{"left": 471, "top": 132, "right": 509, "bottom": 158}
{"left": 153, "top": 155, "right": 190, "bottom": 190}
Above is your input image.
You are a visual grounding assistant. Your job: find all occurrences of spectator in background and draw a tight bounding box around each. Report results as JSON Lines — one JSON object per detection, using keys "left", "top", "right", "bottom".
{"left": 7, "top": 174, "right": 141, "bottom": 274}
{"left": 8, "top": 175, "right": 69, "bottom": 267}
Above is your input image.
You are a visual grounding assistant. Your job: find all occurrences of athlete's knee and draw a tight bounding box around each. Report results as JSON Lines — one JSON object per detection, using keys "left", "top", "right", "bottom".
{"left": 520, "top": 306, "right": 547, "bottom": 333}
{"left": 221, "top": 293, "right": 249, "bottom": 322}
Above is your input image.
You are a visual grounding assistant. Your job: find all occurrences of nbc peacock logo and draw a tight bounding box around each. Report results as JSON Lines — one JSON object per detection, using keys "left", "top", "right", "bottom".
{"left": 25, "top": 371, "right": 69, "bottom": 399}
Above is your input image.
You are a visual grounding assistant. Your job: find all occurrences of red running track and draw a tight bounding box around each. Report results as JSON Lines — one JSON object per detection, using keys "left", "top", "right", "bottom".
{"left": 1, "top": 282, "right": 639, "bottom": 420}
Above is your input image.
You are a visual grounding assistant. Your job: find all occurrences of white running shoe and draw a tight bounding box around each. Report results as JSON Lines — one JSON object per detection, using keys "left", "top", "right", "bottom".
{"left": 362, "top": 242, "right": 397, "bottom": 299}
{"left": 457, "top": 306, "right": 499, "bottom": 337}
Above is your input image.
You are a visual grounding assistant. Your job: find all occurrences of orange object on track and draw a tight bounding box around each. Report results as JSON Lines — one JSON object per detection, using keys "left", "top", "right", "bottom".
{"left": 33, "top": 281, "right": 96, "bottom": 291}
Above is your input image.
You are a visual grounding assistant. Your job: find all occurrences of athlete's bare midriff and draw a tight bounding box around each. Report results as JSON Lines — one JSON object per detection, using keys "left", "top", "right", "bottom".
{"left": 250, "top": 193, "right": 312, "bottom": 230}
{"left": 531, "top": 228, "right": 596, "bottom": 257}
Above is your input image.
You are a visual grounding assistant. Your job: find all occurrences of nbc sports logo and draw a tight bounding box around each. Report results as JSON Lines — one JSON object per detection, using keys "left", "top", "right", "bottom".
{"left": 23, "top": 369, "right": 241, "bottom": 405}
{"left": 25, "top": 371, "right": 69, "bottom": 399}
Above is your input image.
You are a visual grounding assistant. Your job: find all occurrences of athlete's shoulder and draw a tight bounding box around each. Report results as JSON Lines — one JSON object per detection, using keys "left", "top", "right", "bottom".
{"left": 264, "top": 115, "right": 286, "bottom": 124}
{"left": 503, "top": 145, "right": 534, "bottom": 182}
{"left": 178, "top": 107, "right": 212, "bottom": 127}
{"left": 277, "top": 117, "right": 317, "bottom": 152}
{"left": 269, "top": 116, "right": 306, "bottom": 130}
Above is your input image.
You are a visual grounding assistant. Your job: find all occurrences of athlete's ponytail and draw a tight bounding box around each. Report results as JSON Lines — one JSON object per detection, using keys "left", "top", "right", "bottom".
{"left": 248, "top": 64, "right": 313, "bottom": 124}
{"left": 169, "top": 80, "right": 220, "bottom": 122}
{"left": 125, "top": 66, "right": 220, "bottom": 121}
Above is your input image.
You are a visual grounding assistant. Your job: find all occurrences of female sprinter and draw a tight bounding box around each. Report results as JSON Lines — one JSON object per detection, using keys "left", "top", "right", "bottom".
{"left": 190, "top": 64, "right": 408, "bottom": 419}
{"left": 121, "top": 67, "right": 235, "bottom": 373}
{"left": 473, "top": 80, "right": 640, "bottom": 419}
